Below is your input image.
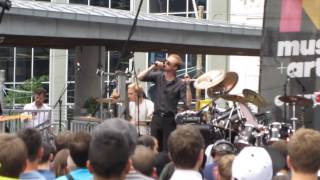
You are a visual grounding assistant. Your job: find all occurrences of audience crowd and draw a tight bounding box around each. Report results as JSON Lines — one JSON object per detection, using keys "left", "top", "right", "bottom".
{"left": 0, "top": 117, "right": 320, "bottom": 180}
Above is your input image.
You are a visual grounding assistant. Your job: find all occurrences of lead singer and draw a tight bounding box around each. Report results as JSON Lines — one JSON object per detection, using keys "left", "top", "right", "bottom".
{"left": 138, "top": 53, "right": 192, "bottom": 152}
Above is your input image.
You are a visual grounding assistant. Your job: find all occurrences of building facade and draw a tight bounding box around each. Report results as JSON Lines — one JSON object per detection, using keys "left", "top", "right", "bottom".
{"left": 0, "top": 0, "right": 263, "bottom": 123}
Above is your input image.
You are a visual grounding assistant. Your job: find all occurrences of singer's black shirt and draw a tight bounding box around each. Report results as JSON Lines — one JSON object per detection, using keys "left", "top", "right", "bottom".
{"left": 141, "top": 71, "right": 187, "bottom": 114}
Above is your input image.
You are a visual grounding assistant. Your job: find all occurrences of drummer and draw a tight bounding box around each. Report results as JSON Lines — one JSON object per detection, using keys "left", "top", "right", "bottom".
{"left": 127, "top": 83, "right": 154, "bottom": 135}
{"left": 138, "top": 53, "right": 192, "bottom": 151}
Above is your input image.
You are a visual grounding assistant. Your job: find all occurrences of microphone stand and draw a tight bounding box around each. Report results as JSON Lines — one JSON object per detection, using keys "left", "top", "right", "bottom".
{"left": 53, "top": 84, "right": 68, "bottom": 132}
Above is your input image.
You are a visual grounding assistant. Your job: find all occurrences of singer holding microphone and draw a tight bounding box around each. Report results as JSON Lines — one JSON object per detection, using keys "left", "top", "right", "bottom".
{"left": 138, "top": 53, "right": 192, "bottom": 152}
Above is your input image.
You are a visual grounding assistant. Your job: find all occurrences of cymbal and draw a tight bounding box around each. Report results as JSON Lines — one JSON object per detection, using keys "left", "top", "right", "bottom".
{"left": 279, "top": 95, "right": 312, "bottom": 106}
{"left": 74, "top": 116, "right": 101, "bottom": 122}
{"left": 243, "top": 89, "right": 267, "bottom": 107}
{"left": 207, "top": 72, "right": 238, "bottom": 98}
{"left": 96, "top": 98, "right": 121, "bottom": 104}
{"left": 221, "top": 94, "right": 248, "bottom": 104}
{"left": 194, "top": 70, "right": 225, "bottom": 89}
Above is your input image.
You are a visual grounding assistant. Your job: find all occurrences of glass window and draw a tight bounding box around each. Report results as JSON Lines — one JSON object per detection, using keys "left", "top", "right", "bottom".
{"left": 111, "top": 0, "right": 130, "bottom": 10}
{"left": 149, "top": 0, "right": 167, "bottom": 13}
{"left": 90, "top": 0, "right": 109, "bottom": 8}
{"left": 67, "top": 83, "right": 75, "bottom": 103}
{"left": 69, "top": 0, "right": 88, "bottom": 5}
{"left": 148, "top": 52, "right": 166, "bottom": 65}
{"left": 108, "top": 51, "right": 129, "bottom": 73}
{"left": 68, "top": 48, "right": 76, "bottom": 81}
{"left": 169, "top": 0, "right": 187, "bottom": 13}
{"left": 33, "top": 48, "right": 49, "bottom": 78}
{"left": 67, "top": 48, "right": 76, "bottom": 103}
{"left": 0, "top": 47, "right": 14, "bottom": 82}
{"left": 16, "top": 48, "right": 31, "bottom": 82}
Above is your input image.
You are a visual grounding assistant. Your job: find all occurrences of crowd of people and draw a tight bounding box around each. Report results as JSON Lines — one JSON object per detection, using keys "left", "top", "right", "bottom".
{"left": 1, "top": 119, "right": 320, "bottom": 180}
{"left": 1, "top": 54, "right": 320, "bottom": 180}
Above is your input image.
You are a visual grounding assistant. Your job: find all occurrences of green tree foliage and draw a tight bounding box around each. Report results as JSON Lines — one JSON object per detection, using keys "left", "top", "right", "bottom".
{"left": 5, "top": 75, "right": 49, "bottom": 106}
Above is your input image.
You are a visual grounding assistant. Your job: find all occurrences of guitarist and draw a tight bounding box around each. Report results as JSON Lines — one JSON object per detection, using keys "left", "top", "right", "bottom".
{"left": 23, "top": 88, "right": 51, "bottom": 128}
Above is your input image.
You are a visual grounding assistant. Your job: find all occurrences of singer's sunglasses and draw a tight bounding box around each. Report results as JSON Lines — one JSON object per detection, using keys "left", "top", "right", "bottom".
{"left": 164, "top": 60, "right": 177, "bottom": 67}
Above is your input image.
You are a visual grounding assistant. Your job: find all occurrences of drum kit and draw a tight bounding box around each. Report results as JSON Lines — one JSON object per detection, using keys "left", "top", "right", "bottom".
{"left": 176, "top": 70, "right": 312, "bottom": 148}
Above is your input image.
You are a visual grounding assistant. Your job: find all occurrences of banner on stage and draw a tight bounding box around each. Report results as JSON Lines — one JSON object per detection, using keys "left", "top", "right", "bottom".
{"left": 260, "top": 0, "right": 320, "bottom": 129}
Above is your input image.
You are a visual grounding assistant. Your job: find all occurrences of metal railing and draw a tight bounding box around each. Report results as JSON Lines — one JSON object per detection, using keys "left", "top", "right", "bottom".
{"left": 70, "top": 119, "right": 100, "bottom": 133}
{"left": 2, "top": 109, "right": 52, "bottom": 132}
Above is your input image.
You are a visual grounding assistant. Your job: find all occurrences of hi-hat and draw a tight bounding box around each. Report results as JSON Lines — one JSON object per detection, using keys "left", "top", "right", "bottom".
{"left": 279, "top": 95, "right": 312, "bottom": 106}
{"left": 243, "top": 89, "right": 267, "bottom": 107}
{"left": 74, "top": 116, "right": 101, "bottom": 122}
{"left": 207, "top": 72, "right": 238, "bottom": 98}
{"left": 194, "top": 70, "right": 225, "bottom": 89}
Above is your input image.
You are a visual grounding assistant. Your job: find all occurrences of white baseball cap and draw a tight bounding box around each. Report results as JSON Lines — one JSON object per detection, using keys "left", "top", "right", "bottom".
{"left": 232, "top": 146, "right": 273, "bottom": 180}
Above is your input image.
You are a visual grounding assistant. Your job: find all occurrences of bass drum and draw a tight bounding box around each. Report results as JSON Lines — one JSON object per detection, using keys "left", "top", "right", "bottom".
{"left": 238, "top": 103, "right": 258, "bottom": 126}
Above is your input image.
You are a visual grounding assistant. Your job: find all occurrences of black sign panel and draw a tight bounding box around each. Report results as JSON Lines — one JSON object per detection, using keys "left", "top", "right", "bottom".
{"left": 260, "top": 0, "right": 320, "bottom": 129}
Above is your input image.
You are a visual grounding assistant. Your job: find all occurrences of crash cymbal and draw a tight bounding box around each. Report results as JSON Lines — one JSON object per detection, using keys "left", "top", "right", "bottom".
{"left": 194, "top": 70, "right": 225, "bottom": 89}
{"left": 279, "top": 95, "right": 312, "bottom": 106}
{"left": 243, "top": 89, "right": 267, "bottom": 107}
{"left": 74, "top": 116, "right": 101, "bottom": 122}
{"left": 96, "top": 98, "right": 121, "bottom": 104}
{"left": 221, "top": 94, "right": 248, "bottom": 104}
{"left": 207, "top": 72, "right": 238, "bottom": 98}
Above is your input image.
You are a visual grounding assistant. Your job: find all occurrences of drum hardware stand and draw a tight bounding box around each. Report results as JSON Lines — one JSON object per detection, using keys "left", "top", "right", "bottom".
{"left": 291, "top": 102, "right": 298, "bottom": 131}
{"left": 225, "top": 102, "right": 241, "bottom": 141}
{"left": 94, "top": 70, "right": 115, "bottom": 119}
{"left": 283, "top": 76, "right": 290, "bottom": 123}
{"left": 53, "top": 83, "right": 68, "bottom": 132}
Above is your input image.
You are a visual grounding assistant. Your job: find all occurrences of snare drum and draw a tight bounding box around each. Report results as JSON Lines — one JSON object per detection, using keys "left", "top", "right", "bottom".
{"left": 267, "top": 122, "right": 292, "bottom": 143}
{"left": 235, "top": 123, "right": 257, "bottom": 147}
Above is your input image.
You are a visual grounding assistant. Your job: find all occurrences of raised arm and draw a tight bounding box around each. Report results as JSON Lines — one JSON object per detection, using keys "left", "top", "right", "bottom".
{"left": 138, "top": 61, "right": 163, "bottom": 81}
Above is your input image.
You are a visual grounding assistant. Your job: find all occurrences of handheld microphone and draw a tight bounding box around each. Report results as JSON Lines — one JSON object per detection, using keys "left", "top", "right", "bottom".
{"left": 153, "top": 60, "right": 165, "bottom": 67}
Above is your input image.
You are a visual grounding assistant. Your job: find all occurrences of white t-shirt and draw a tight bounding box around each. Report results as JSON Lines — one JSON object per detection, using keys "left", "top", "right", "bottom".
{"left": 129, "top": 99, "right": 154, "bottom": 122}
{"left": 170, "top": 169, "right": 202, "bottom": 180}
{"left": 23, "top": 102, "right": 51, "bottom": 128}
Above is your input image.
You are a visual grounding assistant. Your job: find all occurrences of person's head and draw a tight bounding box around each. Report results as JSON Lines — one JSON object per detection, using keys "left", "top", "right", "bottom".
{"left": 269, "top": 140, "right": 289, "bottom": 171}
{"left": 217, "top": 154, "right": 235, "bottom": 180}
{"left": 164, "top": 54, "right": 182, "bottom": 73}
{"left": 55, "top": 131, "right": 74, "bottom": 152}
{"left": 0, "top": 134, "right": 27, "bottom": 178}
{"left": 168, "top": 125, "right": 205, "bottom": 170}
{"left": 33, "top": 88, "right": 47, "bottom": 107}
{"left": 69, "top": 131, "right": 91, "bottom": 168}
{"left": 132, "top": 145, "right": 156, "bottom": 177}
{"left": 53, "top": 149, "right": 70, "bottom": 177}
{"left": 17, "top": 128, "right": 43, "bottom": 163}
{"left": 127, "top": 83, "right": 144, "bottom": 102}
{"left": 270, "top": 140, "right": 288, "bottom": 158}
{"left": 88, "top": 128, "right": 130, "bottom": 179}
{"left": 287, "top": 128, "right": 320, "bottom": 174}
{"left": 39, "top": 142, "right": 56, "bottom": 165}
{"left": 232, "top": 146, "right": 273, "bottom": 180}
{"left": 211, "top": 140, "right": 236, "bottom": 161}
{"left": 137, "top": 135, "right": 158, "bottom": 153}
{"left": 94, "top": 118, "right": 138, "bottom": 155}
